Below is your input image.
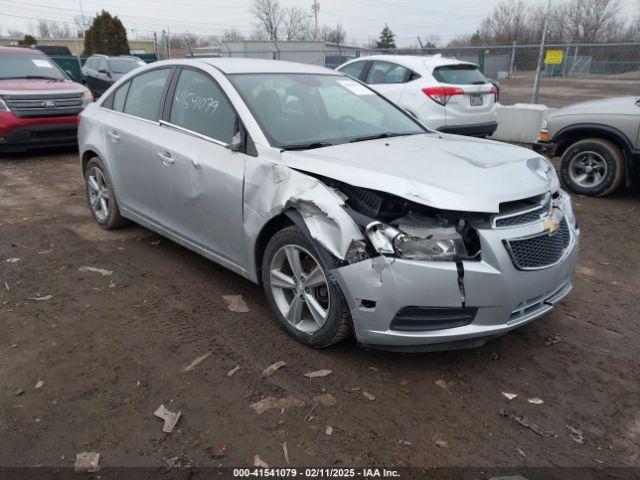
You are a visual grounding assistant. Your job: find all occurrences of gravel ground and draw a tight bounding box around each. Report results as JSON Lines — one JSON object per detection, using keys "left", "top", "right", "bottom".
{"left": 1, "top": 148, "right": 639, "bottom": 472}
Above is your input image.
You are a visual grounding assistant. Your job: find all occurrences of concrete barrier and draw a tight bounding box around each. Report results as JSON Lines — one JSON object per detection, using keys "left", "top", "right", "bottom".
{"left": 490, "top": 103, "right": 556, "bottom": 144}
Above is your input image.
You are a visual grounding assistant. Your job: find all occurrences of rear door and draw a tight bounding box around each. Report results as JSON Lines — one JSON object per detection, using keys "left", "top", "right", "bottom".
{"left": 363, "top": 60, "right": 414, "bottom": 103}
{"left": 102, "top": 67, "right": 174, "bottom": 221}
{"left": 153, "top": 66, "right": 246, "bottom": 264}
{"left": 431, "top": 63, "right": 496, "bottom": 127}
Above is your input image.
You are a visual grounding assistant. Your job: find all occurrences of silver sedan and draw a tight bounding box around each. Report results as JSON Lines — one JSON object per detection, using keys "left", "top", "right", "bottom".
{"left": 78, "top": 58, "right": 579, "bottom": 351}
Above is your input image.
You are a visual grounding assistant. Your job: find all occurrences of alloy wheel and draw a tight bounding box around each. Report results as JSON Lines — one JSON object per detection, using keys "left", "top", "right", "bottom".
{"left": 269, "top": 244, "right": 330, "bottom": 334}
{"left": 568, "top": 151, "right": 608, "bottom": 188}
{"left": 87, "top": 166, "right": 109, "bottom": 222}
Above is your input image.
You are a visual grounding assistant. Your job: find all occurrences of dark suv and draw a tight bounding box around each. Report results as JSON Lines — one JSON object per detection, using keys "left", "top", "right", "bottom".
{"left": 81, "top": 55, "right": 145, "bottom": 97}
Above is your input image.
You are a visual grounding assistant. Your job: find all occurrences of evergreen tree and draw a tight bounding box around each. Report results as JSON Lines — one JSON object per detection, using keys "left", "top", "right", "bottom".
{"left": 376, "top": 24, "right": 396, "bottom": 49}
{"left": 83, "top": 10, "right": 129, "bottom": 55}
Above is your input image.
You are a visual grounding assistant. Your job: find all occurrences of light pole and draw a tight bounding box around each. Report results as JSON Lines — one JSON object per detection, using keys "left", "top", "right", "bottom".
{"left": 531, "top": 0, "right": 551, "bottom": 104}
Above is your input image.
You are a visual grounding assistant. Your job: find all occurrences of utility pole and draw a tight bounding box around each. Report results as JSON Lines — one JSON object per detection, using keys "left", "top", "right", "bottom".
{"left": 311, "top": 0, "right": 320, "bottom": 40}
{"left": 531, "top": 0, "right": 551, "bottom": 104}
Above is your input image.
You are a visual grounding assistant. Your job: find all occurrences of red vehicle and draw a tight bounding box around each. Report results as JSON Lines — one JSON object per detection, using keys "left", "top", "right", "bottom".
{"left": 0, "top": 46, "right": 93, "bottom": 152}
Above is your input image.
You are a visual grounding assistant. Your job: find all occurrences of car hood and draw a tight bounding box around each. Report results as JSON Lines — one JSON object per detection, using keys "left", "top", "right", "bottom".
{"left": 280, "top": 133, "right": 555, "bottom": 213}
{"left": 0, "top": 78, "right": 87, "bottom": 96}
{"left": 550, "top": 96, "right": 640, "bottom": 117}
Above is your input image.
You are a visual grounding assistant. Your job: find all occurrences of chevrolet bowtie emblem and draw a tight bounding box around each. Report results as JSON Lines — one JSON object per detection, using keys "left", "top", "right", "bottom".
{"left": 544, "top": 217, "right": 560, "bottom": 234}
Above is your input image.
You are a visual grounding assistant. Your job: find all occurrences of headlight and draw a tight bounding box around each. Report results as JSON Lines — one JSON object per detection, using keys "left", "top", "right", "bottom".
{"left": 81, "top": 91, "right": 94, "bottom": 108}
{"left": 365, "top": 221, "right": 465, "bottom": 261}
{"left": 365, "top": 221, "right": 402, "bottom": 255}
{"left": 0, "top": 96, "right": 10, "bottom": 112}
{"left": 528, "top": 156, "right": 557, "bottom": 182}
{"left": 394, "top": 227, "right": 466, "bottom": 261}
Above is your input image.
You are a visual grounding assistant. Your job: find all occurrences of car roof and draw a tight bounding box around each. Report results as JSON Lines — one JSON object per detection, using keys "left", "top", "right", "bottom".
{"left": 192, "top": 57, "right": 340, "bottom": 75}
{"left": 0, "top": 46, "right": 44, "bottom": 55}
{"left": 344, "top": 54, "right": 476, "bottom": 71}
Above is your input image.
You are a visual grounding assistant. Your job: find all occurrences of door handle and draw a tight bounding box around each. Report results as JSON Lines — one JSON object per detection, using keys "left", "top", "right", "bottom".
{"left": 107, "top": 130, "right": 120, "bottom": 142}
{"left": 158, "top": 151, "right": 175, "bottom": 166}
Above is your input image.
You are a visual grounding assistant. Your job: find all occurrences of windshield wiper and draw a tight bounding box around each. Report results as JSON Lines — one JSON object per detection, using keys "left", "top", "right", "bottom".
{"left": 280, "top": 141, "right": 334, "bottom": 151}
{"left": 348, "top": 132, "right": 416, "bottom": 143}
{"left": 1, "top": 75, "right": 63, "bottom": 81}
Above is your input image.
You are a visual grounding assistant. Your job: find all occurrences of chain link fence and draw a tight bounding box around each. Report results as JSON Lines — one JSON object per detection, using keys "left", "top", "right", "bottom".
{"left": 214, "top": 41, "right": 640, "bottom": 107}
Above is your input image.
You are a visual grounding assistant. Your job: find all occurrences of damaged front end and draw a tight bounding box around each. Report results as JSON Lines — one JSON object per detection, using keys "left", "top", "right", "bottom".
{"left": 287, "top": 175, "right": 578, "bottom": 352}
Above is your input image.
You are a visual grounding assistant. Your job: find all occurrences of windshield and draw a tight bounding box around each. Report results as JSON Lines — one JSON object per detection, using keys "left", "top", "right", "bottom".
{"left": 108, "top": 58, "right": 144, "bottom": 74}
{"left": 229, "top": 73, "right": 425, "bottom": 148}
{"left": 0, "top": 52, "right": 66, "bottom": 80}
{"left": 432, "top": 64, "right": 488, "bottom": 85}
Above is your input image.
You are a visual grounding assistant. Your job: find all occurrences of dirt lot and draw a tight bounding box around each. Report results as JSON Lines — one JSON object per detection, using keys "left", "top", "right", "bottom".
{"left": 499, "top": 73, "right": 640, "bottom": 108}
{"left": 1, "top": 148, "right": 640, "bottom": 473}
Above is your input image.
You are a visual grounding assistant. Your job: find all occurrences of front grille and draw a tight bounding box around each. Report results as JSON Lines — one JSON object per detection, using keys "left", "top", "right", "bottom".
{"left": 494, "top": 196, "right": 552, "bottom": 228}
{"left": 505, "top": 219, "right": 571, "bottom": 270}
{"left": 4, "top": 93, "right": 83, "bottom": 118}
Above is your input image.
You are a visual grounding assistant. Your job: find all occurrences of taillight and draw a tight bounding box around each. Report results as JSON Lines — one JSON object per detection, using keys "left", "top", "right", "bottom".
{"left": 422, "top": 86, "right": 465, "bottom": 106}
{"left": 489, "top": 85, "right": 498, "bottom": 102}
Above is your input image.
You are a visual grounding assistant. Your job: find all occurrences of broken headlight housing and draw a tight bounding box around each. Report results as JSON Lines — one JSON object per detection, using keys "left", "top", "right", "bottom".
{"left": 365, "top": 221, "right": 467, "bottom": 261}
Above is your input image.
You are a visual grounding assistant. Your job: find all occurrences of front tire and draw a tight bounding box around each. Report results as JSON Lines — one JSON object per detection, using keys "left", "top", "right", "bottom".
{"left": 261, "top": 226, "right": 352, "bottom": 347}
{"left": 84, "top": 157, "right": 129, "bottom": 229}
{"left": 560, "top": 138, "right": 624, "bottom": 196}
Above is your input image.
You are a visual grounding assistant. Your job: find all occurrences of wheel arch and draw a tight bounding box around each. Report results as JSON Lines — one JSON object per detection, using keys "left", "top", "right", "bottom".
{"left": 253, "top": 212, "right": 295, "bottom": 286}
{"left": 81, "top": 149, "right": 100, "bottom": 174}
{"left": 554, "top": 123, "right": 633, "bottom": 159}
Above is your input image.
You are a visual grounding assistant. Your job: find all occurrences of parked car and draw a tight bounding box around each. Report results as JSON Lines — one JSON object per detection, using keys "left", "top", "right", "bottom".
{"left": 0, "top": 46, "right": 92, "bottom": 152}
{"left": 534, "top": 97, "right": 640, "bottom": 196}
{"left": 81, "top": 54, "right": 145, "bottom": 97}
{"left": 31, "top": 45, "right": 73, "bottom": 56}
{"left": 78, "top": 58, "right": 578, "bottom": 351}
{"left": 337, "top": 54, "right": 499, "bottom": 137}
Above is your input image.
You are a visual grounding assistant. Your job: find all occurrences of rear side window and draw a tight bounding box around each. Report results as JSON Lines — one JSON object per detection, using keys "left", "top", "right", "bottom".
{"left": 432, "top": 65, "right": 487, "bottom": 85}
{"left": 112, "top": 81, "right": 130, "bottom": 112}
{"left": 339, "top": 61, "right": 366, "bottom": 80}
{"left": 366, "top": 61, "right": 413, "bottom": 84}
{"left": 123, "top": 68, "right": 171, "bottom": 121}
{"left": 169, "top": 69, "right": 237, "bottom": 143}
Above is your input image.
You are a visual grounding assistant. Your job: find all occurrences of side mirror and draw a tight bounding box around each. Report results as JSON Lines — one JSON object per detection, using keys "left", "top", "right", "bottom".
{"left": 226, "top": 119, "right": 245, "bottom": 152}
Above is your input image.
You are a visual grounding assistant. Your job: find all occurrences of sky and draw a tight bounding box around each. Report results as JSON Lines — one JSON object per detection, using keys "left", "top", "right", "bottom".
{"left": 1, "top": 0, "right": 638, "bottom": 46}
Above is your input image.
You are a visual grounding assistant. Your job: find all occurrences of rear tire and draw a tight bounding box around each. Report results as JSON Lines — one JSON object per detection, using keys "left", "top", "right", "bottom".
{"left": 261, "top": 226, "right": 352, "bottom": 348}
{"left": 84, "top": 157, "right": 129, "bottom": 230}
{"left": 560, "top": 138, "right": 624, "bottom": 196}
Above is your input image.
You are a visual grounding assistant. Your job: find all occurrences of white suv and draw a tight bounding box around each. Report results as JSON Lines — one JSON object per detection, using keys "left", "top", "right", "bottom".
{"left": 337, "top": 54, "right": 499, "bottom": 137}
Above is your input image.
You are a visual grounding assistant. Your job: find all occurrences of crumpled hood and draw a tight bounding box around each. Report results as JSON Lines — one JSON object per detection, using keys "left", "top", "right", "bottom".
{"left": 281, "top": 133, "right": 555, "bottom": 213}
{"left": 0, "top": 78, "right": 86, "bottom": 96}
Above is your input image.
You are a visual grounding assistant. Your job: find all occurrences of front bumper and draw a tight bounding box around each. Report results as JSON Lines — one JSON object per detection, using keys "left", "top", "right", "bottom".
{"left": 438, "top": 121, "right": 498, "bottom": 138}
{"left": 533, "top": 140, "right": 557, "bottom": 157}
{"left": 0, "top": 122, "right": 78, "bottom": 152}
{"left": 332, "top": 211, "right": 579, "bottom": 351}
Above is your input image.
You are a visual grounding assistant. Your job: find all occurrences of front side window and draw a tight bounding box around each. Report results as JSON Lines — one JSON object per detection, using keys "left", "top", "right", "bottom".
{"left": 0, "top": 52, "right": 66, "bottom": 80}
{"left": 366, "top": 61, "right": 411, "bottom": 84}
{"left": 339, "top": 61, "right": 366, "bottom": 80}
{"left": 230, "top": 73, "right": 424, "bottom": 148}
{"left": 123, "top": 68, "right": 171, "bottom": 121}
{"left": 97, "top": 59, "right": 108, "bottom": 73}
{"left": 432, "top": 64, "right": 488, "bottom": 85}
{"left": 169, "top": 69, "right": 237, "bottom": 143}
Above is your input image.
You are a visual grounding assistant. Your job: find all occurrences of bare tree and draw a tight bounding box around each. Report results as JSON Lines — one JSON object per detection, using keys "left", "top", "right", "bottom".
{"left": 252, "top": 0, "right": 284, "bottom": 41}
{"left": 561, "top": 0, "right": 621, "bottom": 42}
{"left": 7, "top": 29, "right": 26, "bottom": 38}
{"left": 320, "top": 24, "right": 347, "bottom": 44}
{"left": 283, "top": 6, "right": 311, "bottom": 40}
{"left": 223, "top": 29, "right": 245, "bottom": 41}
{"left": 37, "top": 20, "right": 72, "bottom": 39}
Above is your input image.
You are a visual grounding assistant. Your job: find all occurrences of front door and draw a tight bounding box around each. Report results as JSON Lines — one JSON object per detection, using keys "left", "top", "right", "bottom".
{"left": 153, "top": 67, "right": 246, "bottom": 265}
